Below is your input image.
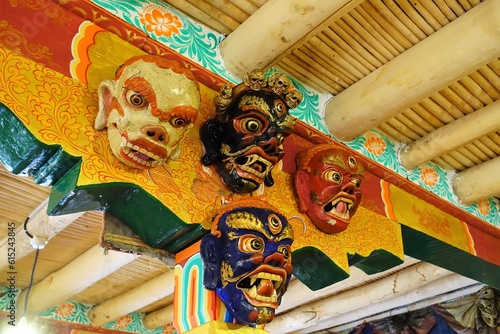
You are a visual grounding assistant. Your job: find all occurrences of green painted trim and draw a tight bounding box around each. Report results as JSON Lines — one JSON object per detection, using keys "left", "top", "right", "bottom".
{"left": 402, "top": 225, "right": 500, "bottom": 290}
{"left": 292, "top": 246, "right": 349, "bottom": 291}
{"left": 348, "top": 249, "right": 404, "bottom": 275}
{"left": 0, "top": 103, "right": 79, "bottom": 185}
{"left": 48, "top": 162, "right": 206, "bottom": 252}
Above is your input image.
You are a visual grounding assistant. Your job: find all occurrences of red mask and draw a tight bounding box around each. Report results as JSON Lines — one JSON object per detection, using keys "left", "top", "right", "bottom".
{"left": 294, "top": 145, "right": 364, "bottom": 233}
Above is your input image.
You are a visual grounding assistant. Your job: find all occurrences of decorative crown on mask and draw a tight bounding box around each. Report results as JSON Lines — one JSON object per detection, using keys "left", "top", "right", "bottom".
{"left": 213, "top": 70, "right": 303, "bottom": 125}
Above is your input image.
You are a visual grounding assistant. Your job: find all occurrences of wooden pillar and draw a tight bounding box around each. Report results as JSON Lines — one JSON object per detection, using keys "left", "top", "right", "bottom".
{"left": 325, "top": 0, "right": 500, "bottom": 141}
{"left": 17, "top": 244, "right": 136, "bottom": 315}
{"left": 88, "top": 271, "right": 175, "bottom": 326}
{"left": 452, "top": 156, "right": 500, "bottom": 204}
{"left": 400, "top": 99, "right": 500, "bottom": 170}
{"left": 0, "top": 199, "right": 83, "bottom": 270}
{"left": 173, "top": 241, "right": 268, "bottom": 334}
{"left": 219, "top": 0, "right": 363, "bottom": 78}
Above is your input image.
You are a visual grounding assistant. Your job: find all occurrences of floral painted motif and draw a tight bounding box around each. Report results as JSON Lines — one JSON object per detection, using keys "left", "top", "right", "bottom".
{"left": 162, "top": 323, "right": 177, "bottom": 334}
{"left": 55, "top": 302, "right": 75, "bottom": 318}
{"left": 364, "top": 132, "right": 386, "bottom": 156}
{"left": 413, "top": 206, "right": 452, "bottom": 238}
{"left": 115, "top": 315, "right": 132, "bottom": 329}
{"left": 140, "top": 5, "right": 182, "bottom": 37}
{"left": 420, "top": 165, "right": 438, "bottom": 187}
{"left": 477, "top": 199, "right": 491, "bottom": 216}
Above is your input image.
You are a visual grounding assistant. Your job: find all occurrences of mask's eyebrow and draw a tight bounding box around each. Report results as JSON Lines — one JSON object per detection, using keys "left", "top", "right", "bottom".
{"left": 123, "top": 76, "right": 157, "bottom": 110}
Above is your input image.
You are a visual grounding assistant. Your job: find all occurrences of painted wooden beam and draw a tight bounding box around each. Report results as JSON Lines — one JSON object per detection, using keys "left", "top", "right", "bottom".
{"left": 265, "top": 262, "right": 455, "bottom": 333}
{"left": 219, "top": 0, "right": 363, "bottom": 78}
{"left": 325, "top": 0, "right": 500, "bottom": 141}
{"left": 452, "top": 156, "right": 500, "bottom": 204}
{"left": 0, "top": 199, "right": 83, "bottom": 271}
{"left": 88, "top": 271, "right": 175, "bottom": 326}
{"left": 143, "top": 305, "right": 174, "bottom": 330}
{"left": 17, "top": 244, "right": 137, "bottom": 315}
{"left": 400, "top": 99, "right": 500, "bottom": 170}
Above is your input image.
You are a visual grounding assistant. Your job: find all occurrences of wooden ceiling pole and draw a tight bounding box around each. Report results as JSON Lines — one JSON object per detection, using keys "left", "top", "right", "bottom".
{"left": 400, "top": 99, "right": 500, "bottom": 170}
{"left": 278, "top": 258, "right": 420, "bottom": 314}
{"left": 0, "top": 199, "right": 83, "bottom": 270}
{"left": 292, "top": 275, "right": 480, "bottom": 334}
{"left": 143, "top": 304, "right": 174, "bottom": 330}
{"left": 88, "top": 271, "right": 175, "bottom": 326}
{"left": 219, "top": 0, "right": 363, "bottom": 78}
{"left": 17, "top": 244, "right": 137, "bottom": 315}
{"left": 452, "top": 156, "right": 500, "bottom": 205}
{"left": 265, "top": 262, "right": 456, "bottom": 333}
{"left": 325, "top": 0, "right": 500, "bottom": 141}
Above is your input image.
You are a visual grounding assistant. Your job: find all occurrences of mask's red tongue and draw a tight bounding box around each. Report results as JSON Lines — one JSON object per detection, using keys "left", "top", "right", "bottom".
{"left": 335, "top": 201, "right": 347, "bottom": 213}
{"left": 257, "top": 280, "right": 274, "bottom": 297}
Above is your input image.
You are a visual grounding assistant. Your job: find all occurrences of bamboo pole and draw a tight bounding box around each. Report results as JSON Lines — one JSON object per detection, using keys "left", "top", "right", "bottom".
{"left": 164, "top": 0, "right": 232, "bottom": 34}
{"left": 229, "top": 0, "right": 259, "bottom": 15}
{"left": 330, "top": 21, "right": 378, "bottom": 71}
{"left": 298, "top": 46, "right": 351, "bottom": 88}
{"left": 434, "top": 0, "right": 458, "bottom": 21}
{"left": 351, "top": 7, "right": 399, "bottom": 58}
{"left": 361, "top": 1, "right": 410, "bottom": 51}
{"left": 325, "top": 0, "right": 500, "bottom": 141}
{"left": 369, "top": 0, "right": 421, "bottom": 44}
{"left": 417, "top": 0, "right": 450, "bottom": 26}
{"left": 384, "top": 0, "right": 427, "bottom": 40}
{"left": 185, "top": 0, "right": 241, "bottom": 30}
{"left": 410, "top": 0, "right": 443, "bottom": 30}
{"left": 401, "top": 109, "right": 436, "bottom": 133}
{"left": 305, "top": 39, "right": 358, "bottom": 84}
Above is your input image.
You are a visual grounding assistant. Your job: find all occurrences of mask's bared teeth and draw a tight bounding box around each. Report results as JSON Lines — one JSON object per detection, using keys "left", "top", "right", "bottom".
{"left": 248, "top": 285, "right": 258, "bottom": 299}
{"left": 250, "top": 276, "right": 257, "bottom": 286}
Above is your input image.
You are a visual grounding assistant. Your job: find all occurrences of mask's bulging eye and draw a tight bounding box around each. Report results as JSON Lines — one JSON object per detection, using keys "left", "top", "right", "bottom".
{"left": 279, "top": 245, "right": 291, "bottom": 260}
{"left": 348, "top": 155, "right": 357, "bottom": 168}
{"left": 125, "top": 90, "right": 148, "bottom": 108}
{"left": 170, "top": 116, "right": 189, "bottom": 128}
{"left": 243, "top": 118, "right": 263, "bottom": 133}
{"left": 276, "top": 133, "right": 285, "bottom": 145}
{"left": 324, "top": 170, "right": 342, "bottom": 184}
{"left": 353, "top": 178, "right": 362, "bottom": 188}
{"left": 239, "top": 235, "right": 264, "bottom": 253}
{"left": 267, "top": 214, "right": 283, "bottom": 235}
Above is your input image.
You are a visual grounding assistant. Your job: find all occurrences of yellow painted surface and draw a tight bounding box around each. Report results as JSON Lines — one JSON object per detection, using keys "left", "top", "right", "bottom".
{"left": 0, "top": 41, "right": 404, "bottom": 276}
{"left": 384, "top": 182, "right": 471, "bottom": 252}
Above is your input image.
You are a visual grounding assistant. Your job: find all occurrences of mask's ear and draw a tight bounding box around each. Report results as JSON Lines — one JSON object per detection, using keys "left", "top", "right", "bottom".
{"left": 95, "top": 80, "right": 115, "bottom": 130}
{"left": 294, "top": 170, "right": 310, "bottom": 213}
{"left": 200, "top": 234, "right": 220, "bottom": 290}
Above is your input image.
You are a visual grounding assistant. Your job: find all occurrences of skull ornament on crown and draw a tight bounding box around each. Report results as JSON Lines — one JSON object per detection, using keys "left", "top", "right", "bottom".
{"left": 200, "top": 198, "right": 294, "bottom": 325}
{"left": 201, "top": 70, "right": 302, "bottom": 193}
{"left": 294, "top": 145, "right": 365, "bottom": 234}
{"left": 95, "top": 55, "right": 200, "bottom": 169}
